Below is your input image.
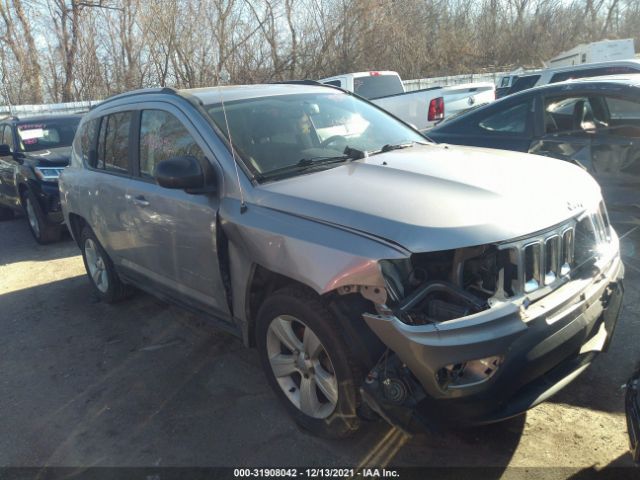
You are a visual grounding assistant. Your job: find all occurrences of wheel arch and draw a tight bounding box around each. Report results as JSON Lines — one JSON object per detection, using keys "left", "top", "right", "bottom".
{"left": 66, "top": 212, "right": 88, "bottom": 247}
{"left": 244, "top": 263, "right": 385, "bottom": 371}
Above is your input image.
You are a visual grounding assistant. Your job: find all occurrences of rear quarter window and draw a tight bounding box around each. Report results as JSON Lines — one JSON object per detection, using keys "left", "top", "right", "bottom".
{"left": 73, "top": 118, "right": 100, "bottom": 166}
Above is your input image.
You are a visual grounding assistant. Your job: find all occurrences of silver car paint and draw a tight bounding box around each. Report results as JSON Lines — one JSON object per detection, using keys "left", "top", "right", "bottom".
{"left": 253, "top": 143, "right": 603, "bottom": 253}
{"left": 61, "top": 84, "right": 609, "bottom": 354}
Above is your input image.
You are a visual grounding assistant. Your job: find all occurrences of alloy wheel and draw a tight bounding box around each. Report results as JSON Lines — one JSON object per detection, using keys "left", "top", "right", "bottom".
{"left": 84, "top": 238, "right": 109, "bottom": 293}
{"left": 266, "top": 315, "right": 338, "bottom": 419}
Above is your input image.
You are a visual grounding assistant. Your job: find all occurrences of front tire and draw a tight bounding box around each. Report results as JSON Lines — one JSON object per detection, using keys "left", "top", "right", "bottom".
{"left": 23, "top": 190, "right": 61, "bottom": 244}
{"left": 80, "top": 226, "right": 130, "bottom": 303}
{"left": 256, "top": 286, "right": 361, "bottom": 438}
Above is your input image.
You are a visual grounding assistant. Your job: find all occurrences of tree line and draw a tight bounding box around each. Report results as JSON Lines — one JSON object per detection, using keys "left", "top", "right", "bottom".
{"left": 1, "top": 0, "right": 638, "bottom": 105}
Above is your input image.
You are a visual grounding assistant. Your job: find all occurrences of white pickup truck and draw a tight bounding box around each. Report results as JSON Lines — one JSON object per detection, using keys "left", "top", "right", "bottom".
{"left": 319, "top": 71, "right": 495, "bottom": 131}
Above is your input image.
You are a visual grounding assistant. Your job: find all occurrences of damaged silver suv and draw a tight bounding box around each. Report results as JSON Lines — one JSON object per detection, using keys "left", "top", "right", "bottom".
{"left": 60, "top": 84, "right": 624, "bottom": 437}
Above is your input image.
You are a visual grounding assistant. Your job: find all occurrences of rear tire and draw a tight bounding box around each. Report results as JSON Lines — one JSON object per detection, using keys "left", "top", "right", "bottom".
{"left": 256, "top": 285, "right": 362, "bottom": 438}
{"left": 23, "top": 190, "right": 61, "bottom": 244}
{"left": 80, "top": 226, "right": 131, "bottom": 303}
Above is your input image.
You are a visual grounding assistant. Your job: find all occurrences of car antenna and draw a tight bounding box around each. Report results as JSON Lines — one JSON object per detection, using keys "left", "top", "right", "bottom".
{"left": 216, "top": 70, "right": 247, "bottom": 214}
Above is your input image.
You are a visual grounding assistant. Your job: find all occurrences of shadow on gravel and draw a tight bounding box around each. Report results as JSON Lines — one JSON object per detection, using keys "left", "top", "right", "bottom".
{"left": 0, "top": 273, "right": 525, "bottom": 468}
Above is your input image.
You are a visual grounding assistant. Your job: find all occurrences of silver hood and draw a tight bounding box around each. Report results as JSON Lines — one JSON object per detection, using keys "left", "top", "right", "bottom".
{"left": 254, "top": 144, "right": 602, "bottom": 253}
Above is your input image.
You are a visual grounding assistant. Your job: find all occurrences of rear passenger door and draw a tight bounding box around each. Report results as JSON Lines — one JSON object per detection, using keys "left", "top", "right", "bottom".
{"left": 88, "top": 110, "right": 140, "bottom": 266}
{"left": 126, "top": 105, "right": 231, "bottom": 320}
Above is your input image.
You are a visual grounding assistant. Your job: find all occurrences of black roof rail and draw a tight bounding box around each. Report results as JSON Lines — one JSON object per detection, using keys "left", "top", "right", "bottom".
{"left": 90, "top": 87, "right": 182, "bottom": 110}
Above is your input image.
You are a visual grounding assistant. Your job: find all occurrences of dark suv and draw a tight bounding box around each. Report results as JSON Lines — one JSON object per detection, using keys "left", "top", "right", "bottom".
{"left": 0, "top": 114, "right": 81, "bottom": 243}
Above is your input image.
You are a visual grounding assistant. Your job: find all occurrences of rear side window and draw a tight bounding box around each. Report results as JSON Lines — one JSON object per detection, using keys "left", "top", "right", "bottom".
{"left": 509, "top": 75, "right": 540, "bottom": 94}
{"left": 478, "top": 101, "right": 530, "bottom": 134}
{"left": 139, "top": 110, "right": 205, "bottom": 178}
{"left": 96, "top": 112, "right": 132, "bottom": 173}
{"left": 354, "top": 75, "right": 404, "bottom": 99}
{"left": 323, "top": 80, "right": 342, "bottom": 87}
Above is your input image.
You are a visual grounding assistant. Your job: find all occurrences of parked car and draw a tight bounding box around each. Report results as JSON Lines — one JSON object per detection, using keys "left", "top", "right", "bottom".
{"left": 499, "top": 59, "right": 640, "bottom": 97}
{"left": 61, "top": 84, "right": 623, "bottom": 437}
{"left": 428, "top": 75, "right": 640, "bottom": 221}
{"left": 319, "top": 71, "right": 495, "bottom": 130}
{"left": 627, "top": 367, "right": 640, "bottom": 464}
{"left": 0, "top": 114, "right": 81, "bottom": 243}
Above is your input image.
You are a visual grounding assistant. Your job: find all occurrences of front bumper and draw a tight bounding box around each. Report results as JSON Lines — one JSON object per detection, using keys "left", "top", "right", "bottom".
{"left": 363, "top": 253, "right": 624, "bottom": 428}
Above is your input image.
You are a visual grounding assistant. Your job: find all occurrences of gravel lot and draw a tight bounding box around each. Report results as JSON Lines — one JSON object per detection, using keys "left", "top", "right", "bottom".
{"left": 1, "top": 214, "right": 639, "bottom": 475}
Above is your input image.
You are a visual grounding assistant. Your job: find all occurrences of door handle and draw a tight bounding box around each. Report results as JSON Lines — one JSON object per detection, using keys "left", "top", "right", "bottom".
{"left": 127, "top": 194, "right": 149, "bottom": 207}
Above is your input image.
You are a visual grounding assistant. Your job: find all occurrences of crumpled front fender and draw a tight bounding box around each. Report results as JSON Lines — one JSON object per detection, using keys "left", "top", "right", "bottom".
{"left": 219, "top": 198, "right": 409, "bottom": 325}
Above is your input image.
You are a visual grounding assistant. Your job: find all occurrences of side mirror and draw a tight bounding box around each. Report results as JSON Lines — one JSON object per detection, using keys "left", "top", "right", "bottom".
{"left": 0, "top": 144, "right": 11, "bottom": 156}
{"left": 154, "top": 155, "right": 209, "bottom": 191}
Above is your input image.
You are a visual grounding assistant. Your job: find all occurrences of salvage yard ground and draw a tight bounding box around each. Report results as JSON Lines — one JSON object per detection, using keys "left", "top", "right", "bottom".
{"left": 0, "top": 216, "right": 639, "bottom": 474}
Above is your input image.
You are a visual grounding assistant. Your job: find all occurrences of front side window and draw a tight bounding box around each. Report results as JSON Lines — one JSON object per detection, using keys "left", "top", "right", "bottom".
{"left": 544, "top": 96, "right": 589, "bottom": 133}
{"left": 96, "top": 112, "right": 132, "bottom": 173}
{"left": 204, "top": 92, "right": 425, "bottom": 178}
{"left": 16, "top": 118, "right": 80, "bottom": 152}
{"left": 139, "top": 110, "right": 205, "bottom": 178}
{"left": 478, "top": 101, "right": 530, "bottom": 134}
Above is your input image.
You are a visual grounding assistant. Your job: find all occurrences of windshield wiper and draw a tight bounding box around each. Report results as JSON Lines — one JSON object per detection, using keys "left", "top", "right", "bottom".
{"left": 256, "top": 147, "right": 365, "bottom": 181}
{"left": 376, "top": 140, "right": 428, "bottom": 154}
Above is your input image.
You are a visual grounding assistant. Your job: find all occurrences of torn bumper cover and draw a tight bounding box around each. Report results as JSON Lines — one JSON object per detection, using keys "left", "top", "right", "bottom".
{"left": 362, "top": 253, "right": 624, "bottom": 429}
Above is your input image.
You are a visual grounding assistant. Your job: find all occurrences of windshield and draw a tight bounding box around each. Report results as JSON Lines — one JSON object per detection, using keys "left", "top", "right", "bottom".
{"left": 17, "top": 118, "right": 80, "bottom": 153}
{"left": 205, "top": 92, "right": 425, "bottom": 179}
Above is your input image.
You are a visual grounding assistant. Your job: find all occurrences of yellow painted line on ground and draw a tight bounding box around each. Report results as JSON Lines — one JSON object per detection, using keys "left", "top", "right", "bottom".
{"left": 354, "top": 427, "right": 411, "bottom": 472}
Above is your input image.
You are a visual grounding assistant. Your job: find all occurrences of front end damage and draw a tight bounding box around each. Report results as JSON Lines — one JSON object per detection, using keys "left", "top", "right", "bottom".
{"left": 343, "top": 203, "right": 624, "bottom": 431}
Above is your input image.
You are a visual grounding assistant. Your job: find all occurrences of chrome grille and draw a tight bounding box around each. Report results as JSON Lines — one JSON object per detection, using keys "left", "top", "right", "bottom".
{"left": 495, "top": 207, "right": 611, "bottom": 299}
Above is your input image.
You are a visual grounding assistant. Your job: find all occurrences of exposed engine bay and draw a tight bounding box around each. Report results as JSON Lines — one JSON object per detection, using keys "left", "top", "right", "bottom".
{"left": 379, "top": 246, "right": 500, "bottom": 325}
{"left": 366, "top": 205, "right": 611, "bottom": 327}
